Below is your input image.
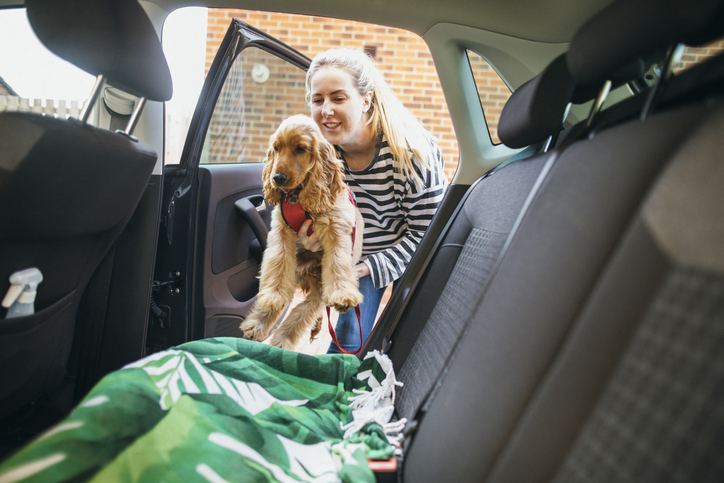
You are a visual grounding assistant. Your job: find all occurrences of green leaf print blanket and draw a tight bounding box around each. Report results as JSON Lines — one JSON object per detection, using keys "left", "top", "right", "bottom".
{"left": 0, "top": 338, "right": 406, "bottom": 483}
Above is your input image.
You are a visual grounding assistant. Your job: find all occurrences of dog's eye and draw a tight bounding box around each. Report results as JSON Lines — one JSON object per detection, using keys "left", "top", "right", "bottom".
{"left": 273, "top": 145, "right": 279, "bottom": 153}
{"left": 295, "top": 146, "right": 306, "bottom": 154}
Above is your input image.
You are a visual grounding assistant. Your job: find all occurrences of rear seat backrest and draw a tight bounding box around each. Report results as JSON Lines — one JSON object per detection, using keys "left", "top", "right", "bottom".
{"left": 390, "top": 54, "right": 583, "bottom": 421}
{"left": 395, "top": 0, "right": 724, "bottom": 480}
{"left": 0, "top": 0, "right": 172, "bottom": 421}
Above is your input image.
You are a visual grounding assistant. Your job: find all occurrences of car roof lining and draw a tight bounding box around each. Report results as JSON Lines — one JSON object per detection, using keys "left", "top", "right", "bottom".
{"left": 0, "top": 0, "right": 618, "bottom": 182}
{"left": 0, "top": 0, "right": 616, "bottom": 43}
{"left": 156, "top": 0, "right": 616, "bottom": 43}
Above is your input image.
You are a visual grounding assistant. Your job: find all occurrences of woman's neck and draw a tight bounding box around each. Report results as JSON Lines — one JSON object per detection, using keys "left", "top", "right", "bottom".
{"left": 340, "top": 129, "right": 377, "bottom": 171}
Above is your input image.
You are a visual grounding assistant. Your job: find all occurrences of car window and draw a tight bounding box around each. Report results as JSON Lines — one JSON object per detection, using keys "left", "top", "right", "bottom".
{"left": 0, "top": 7, "right": 95, "bottom": 120}
{"left": 200, "top": 46, "right": 308, "bottom": 164}
{"left": 163, "top": 8, "right": 458, "bottom": 180}
{"left": 466, "top": 50, "right": 512, "bottom": 145}
{"left": 675, "top": 38, "right": 724, "bottom": 73}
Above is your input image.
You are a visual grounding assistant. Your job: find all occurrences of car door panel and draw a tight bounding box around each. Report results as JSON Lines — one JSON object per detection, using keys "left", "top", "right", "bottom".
{"left": 199, "top": 163, "right": 271, "bottom": 339}
{"left": 149, "top": 20, "right": 310, "bottom": 352}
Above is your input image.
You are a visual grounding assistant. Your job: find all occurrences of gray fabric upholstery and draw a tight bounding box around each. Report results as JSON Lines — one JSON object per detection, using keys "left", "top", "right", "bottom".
{"left": 643, "top": 108, "right": 724, "bottom": 274}
{"left": 390, "top": 2, "right": 724, "bottom": 479}
{"left": 394, "top": 156, "right": 548, "bottom": 421}
{"left": 549, "top": 103, "right": 724, "bottom": 483}
{"left": 553, "top": 267, "right": 724, "bottom": 483}
{"left": 397, "top": 227, "right": 507, "bottom": 420}
{"left": 402, "top": 102, "right": 710, "bottom": 482}
{"left": 484, "top": 220, "right": 671, "bottom": 482}
{"left": 498, "top": 55, "right": 575, "bottom": 148}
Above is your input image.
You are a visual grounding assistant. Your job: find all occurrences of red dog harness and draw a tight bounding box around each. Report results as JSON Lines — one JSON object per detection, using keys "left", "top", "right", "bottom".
{"left": 281, "top": 187, "right": 358, "bottom": 247}
{"left": 280, "top": 187, "right": 363, "bottom": 354}
{"left": 281, "top": 187, "right": 313, "bottom": 236}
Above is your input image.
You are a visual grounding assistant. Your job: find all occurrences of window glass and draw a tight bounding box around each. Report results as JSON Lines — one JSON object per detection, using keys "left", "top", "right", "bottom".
{"left": 675, "top": 38, "right": 724, "bottom": 73}
{"left": 163, "top": 8, "right": 457, "bottom": 179}
{"left": 0, "top": 8, "right": 95, "bottom": 119}
{"left": 163, "top": 7, "right": 208, "bottom": 164}
{"left": 200, "top": 47, "right": 308, "bottom": 164}
{"left": 466, "top": 50, "right": 512, "bottom": 144}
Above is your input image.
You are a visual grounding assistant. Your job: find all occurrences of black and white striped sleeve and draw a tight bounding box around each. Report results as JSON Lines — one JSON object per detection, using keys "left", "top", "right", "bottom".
{"left": 365, "top": 143, "right": 448, "bottom": 289}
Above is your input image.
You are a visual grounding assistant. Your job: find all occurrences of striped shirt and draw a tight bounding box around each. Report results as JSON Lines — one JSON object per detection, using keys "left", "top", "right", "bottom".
{"left": 339, "top": 134, "right": 449, "bottom": 289}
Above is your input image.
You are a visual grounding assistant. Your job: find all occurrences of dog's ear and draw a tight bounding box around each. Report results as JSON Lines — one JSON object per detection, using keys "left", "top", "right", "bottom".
{"left": 321, "top": 140, "right": 346, "bottom": 198}
{"left": 299, "top": 134, "right": 345, "bottom": 214}
{"left": 262, "top": 141, "right": 282, "bottom": 206}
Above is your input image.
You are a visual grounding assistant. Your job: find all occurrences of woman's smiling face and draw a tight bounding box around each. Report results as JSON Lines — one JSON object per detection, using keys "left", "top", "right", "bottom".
{"left": 309, "top": 66, "right": 373, "bottom": 152}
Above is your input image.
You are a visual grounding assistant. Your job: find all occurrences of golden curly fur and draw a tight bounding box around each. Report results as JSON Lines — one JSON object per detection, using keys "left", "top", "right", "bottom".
{"left": 240, "top": 115, "right": 364, "bottom": 350}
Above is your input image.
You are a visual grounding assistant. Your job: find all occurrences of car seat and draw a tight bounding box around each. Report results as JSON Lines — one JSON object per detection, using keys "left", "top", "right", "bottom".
{"left": 0, "top": 0, "right": 172, "bottom": 424}
{"left": 361, "top": 0, "right": 724, "bottom": 480}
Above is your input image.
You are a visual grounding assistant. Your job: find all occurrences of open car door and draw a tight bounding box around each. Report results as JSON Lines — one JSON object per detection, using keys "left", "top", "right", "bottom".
{"left": 149, "top": 20, "right": 310, "bottom": 353}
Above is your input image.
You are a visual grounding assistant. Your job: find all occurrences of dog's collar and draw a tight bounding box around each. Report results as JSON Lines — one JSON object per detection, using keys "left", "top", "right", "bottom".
{"left": 282, "top": 186, "right": 303, "bottom": 201}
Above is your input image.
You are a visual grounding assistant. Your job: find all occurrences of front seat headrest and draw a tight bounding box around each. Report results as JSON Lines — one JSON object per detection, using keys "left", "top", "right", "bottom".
{"left": 25, "top": 0, "right": 173, "bottom": 102}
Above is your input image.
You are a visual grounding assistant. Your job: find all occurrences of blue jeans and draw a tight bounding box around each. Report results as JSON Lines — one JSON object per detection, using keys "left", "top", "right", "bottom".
{"left": 327, "top": 276, "right": 387, "bottom": 354}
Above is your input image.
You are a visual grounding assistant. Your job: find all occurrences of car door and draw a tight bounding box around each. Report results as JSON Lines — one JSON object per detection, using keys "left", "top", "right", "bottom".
{"left": 148, "top": 20, "right": 310, "bottom": 353}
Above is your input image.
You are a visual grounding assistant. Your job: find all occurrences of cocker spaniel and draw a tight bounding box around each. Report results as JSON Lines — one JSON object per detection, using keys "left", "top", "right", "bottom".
{"left": 240, "top": 115, "right": 364, "bottom": 350}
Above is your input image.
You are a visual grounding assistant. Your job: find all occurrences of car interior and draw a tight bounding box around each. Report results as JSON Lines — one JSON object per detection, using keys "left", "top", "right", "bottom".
{"left": 1, "top": 0, "right": 723, "bottom": 480}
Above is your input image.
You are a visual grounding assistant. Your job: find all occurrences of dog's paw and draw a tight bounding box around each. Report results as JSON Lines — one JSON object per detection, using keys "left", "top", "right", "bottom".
{"left": 256, "top": 290, "right": 288, "bottom": 312}
{"left": 324, "top": 287, "right": 363, "bottom": 314}
{"left": 240, "top": 317, "right": 270, "bottom": 341}
{"left": 309, "top": 317, "right": 323, "bottom": 342}
{"left": 269, "top": 332, "right": 298, "bottom": 351}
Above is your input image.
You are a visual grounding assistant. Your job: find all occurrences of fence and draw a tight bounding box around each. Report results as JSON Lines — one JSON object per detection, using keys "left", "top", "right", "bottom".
{"left": 0, "top": 95, "right": 82, "bottom": 118}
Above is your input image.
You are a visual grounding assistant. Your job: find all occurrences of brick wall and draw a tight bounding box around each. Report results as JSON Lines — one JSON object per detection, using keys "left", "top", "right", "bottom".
{"left": 202, "top": 10, "right": 723, "bottom": 179}
{"left": 677, "top": 40, "right": 724, "bottom": 72}
{"left": 202, "top": 47, "right": 310, "bottom": 164}
{"left": 203, "top": 9, "right": 514, "bottom": 180}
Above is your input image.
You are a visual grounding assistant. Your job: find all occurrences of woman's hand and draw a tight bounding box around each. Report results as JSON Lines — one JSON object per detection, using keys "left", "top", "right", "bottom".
{"left": 297, "top": 220, "right": 323, "bottom": 252}
{"left": 353, "top": 262, "right": 370, "bottom": 279}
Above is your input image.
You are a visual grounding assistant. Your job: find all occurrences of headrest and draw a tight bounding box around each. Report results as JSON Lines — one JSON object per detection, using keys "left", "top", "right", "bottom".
{"left": 568, "top": 0, "right": 724, "bottom": 85}
{"left": 25, "top": 0, "right": 173, "bottom": 102}
{"left": 497, "top": 49, "right": 653, "bottom": 149}
{"left": 498, "top": 55, "right": 576, "bottom": 149}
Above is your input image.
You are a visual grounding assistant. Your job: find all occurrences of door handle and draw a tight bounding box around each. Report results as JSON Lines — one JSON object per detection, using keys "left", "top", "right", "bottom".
{"left": 234, "top": 196, "right": 268, "bottom": 252}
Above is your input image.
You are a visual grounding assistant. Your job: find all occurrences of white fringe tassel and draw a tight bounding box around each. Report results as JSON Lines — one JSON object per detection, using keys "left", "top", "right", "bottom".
{"left": 340, "top": 351, "right": 407, "bottom": 444}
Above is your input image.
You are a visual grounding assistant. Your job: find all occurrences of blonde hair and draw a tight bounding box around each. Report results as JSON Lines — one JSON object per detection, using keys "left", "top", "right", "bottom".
{"left": 306, "top": 48, "right": 436, "bottom": 183}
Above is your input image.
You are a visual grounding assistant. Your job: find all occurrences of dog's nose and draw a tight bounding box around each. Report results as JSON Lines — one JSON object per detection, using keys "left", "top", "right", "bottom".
{"left": 273, "top": 173, "right": 288, "bottom": 185}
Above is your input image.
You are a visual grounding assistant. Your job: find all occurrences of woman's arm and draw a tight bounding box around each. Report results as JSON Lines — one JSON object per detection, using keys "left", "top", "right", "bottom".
{"left": 365, "top": 144, "right": 448, "bottom": 288}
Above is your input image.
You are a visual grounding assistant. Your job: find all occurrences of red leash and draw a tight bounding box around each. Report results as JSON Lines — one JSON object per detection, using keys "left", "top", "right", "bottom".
{"left": 326, "top": 189, "right": 362, "bottom": 354}
{"left": 327, "top": 305, "right": 363, "bottom": 355}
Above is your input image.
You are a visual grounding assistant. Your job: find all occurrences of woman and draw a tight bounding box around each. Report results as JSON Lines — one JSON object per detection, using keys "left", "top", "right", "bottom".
{"left": 299, "top": 48, "right": 449, "bottom": 354}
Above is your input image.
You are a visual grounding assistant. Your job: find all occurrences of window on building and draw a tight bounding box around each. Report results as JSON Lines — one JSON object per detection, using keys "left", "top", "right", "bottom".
{"left": 466, "top": 50, "right": 512, "bottom": 145}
